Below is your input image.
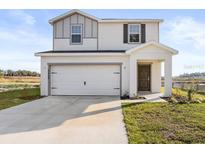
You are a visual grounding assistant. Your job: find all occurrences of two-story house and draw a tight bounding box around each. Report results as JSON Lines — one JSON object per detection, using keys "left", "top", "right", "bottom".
{"left": 35, "top": 9, "right": 178, "bottom": 97}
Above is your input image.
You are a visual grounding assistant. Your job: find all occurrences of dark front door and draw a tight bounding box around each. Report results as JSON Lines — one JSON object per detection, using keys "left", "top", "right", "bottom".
{"left": 138, "top": 65, "right": 151, "bottom": 91}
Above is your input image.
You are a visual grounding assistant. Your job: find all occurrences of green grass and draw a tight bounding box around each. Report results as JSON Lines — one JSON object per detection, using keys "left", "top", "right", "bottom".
{"left": 0, "top": 88, "right": 41, "bottom": 110}
{"left": 122, "top": 102, "right": 205, "bottom": 144}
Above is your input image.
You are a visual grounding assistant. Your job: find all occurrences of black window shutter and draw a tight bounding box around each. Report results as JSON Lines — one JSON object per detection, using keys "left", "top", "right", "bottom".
{"left": 141, "top": 24, "right": 146, "bottom": 43}
{"left": 123, "top": 24, "right": 128, "bottom": 43}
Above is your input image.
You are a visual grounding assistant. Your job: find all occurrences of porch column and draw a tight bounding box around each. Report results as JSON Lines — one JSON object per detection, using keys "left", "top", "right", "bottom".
{"left": 164, "top": 56, "right": 172, "bottom": 97}
{"left": 129, "top": 56, "right": 137, "bottom": 97}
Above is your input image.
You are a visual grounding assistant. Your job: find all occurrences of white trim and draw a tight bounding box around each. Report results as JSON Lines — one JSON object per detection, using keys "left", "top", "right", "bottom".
{"left": 35, "top": 41, "right": 179, "bottom": 57}
{"left": 49, "top": 9, "right": 100, "bottom": 24}
{"left": 35, "top": 52, "right": 127, "bottom": 57}
{"left": 35, "top": 41, "right": 178, "bottom": 57}
{"left": 100, "top": 19, "right": 163, "bottom": 23}
{"left": 126, "top": 41, "right": 179, "bottom": 55}
{"left": 128, "top": 24, "right": 141, "bottom": 43}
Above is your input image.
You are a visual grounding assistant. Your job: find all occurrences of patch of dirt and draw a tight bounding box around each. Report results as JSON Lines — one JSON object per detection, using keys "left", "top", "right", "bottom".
{"left": 18, "top": 96, "right": 41, "bottom": 100}
{"left": 121, "top": 96, "right": 146, "bottom": 100}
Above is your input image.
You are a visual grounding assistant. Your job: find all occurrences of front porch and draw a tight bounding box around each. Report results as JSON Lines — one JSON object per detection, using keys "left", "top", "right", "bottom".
{"left": 129, "top": 59, "right": 171, "bottom": 97}
{"left": 126, "top": 42, "right": 178, "bottom": 97}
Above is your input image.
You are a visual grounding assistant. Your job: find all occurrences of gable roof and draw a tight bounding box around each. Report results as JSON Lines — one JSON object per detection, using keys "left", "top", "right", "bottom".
{"left": 126, "top": 41, "right": 178, "bottom": 55}
{"left": 35, "top": 50, "right": 126, "bottom": 56}
{"left": 49, "top": 9, "right": 163, "bottom": 25}
{"left": 49, "top": 9, "right": 100, "bottom": 24}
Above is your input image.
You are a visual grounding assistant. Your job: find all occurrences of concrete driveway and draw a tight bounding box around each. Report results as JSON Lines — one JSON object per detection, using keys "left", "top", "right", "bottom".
{"left": 0, "top": 96, "right": 128, "bottom": 144}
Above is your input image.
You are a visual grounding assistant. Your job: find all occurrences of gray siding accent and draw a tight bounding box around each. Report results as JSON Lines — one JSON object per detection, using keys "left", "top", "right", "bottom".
{"left": 83, "top": 16, "right": 86, "bottom": 38}
{"left": 78, "top": 14, "right": 84, "bottom": 24}
{"left": 63, "top": 17, "right": 70, "bottom": 38}
{"left": 70, "top": 13, "right": 78, "bottom": 23}
{"left": 54, "top": 13, "right": 98, "bottom": 39}
{"left": 91, "top": 20, "right": 93, "bottom": 37}
{"left": 92, "top": 20, "right": 97, "bottom": 38}
{"left": 85, "top": 17, "right": 92, "bottom": 38}
{"left": 62, "top": 19, "right": 64, "bottom": 38}
{"left": 55, "top": 20, "right": 63, "bottom": 38}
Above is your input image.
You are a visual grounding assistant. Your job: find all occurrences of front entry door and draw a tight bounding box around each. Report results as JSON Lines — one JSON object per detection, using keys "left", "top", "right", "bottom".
{"left": 138, "top": 65, "right": 151, "bottom": 91}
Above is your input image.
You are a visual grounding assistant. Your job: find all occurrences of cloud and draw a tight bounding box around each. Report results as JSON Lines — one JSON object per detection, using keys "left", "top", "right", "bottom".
{"left": 8, "top": 10, "right": 36, "bottom": 25}
{"left": 161, "top": 16, "right": 205, "bottom": 75}
{"left": 0, "top": 10, "right": 51, "bottom": 48}
{"left": 0, "top": 25, "right": 50, "bottom": 71}
{"left": 0, "top": 10, "right": 51, "bottom": 72}
{"left": 162, "top": 16, "right": 205, "bottom": 49}
{"left": 0, "top": 27, "right": 51, "bottom": 47}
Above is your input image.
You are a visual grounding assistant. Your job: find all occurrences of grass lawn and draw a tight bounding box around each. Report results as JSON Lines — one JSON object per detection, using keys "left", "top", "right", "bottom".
{"left": 0, "top": 88, "right": 41, "bottom": 110}
{"left": 0, "top": 76, "right": 40, "bottom": 92}
{"left": 122, "top": 102, "right": 205, "bottom": 143}
{"left": 0, "top": 76, "right": 40, "bottom": 84}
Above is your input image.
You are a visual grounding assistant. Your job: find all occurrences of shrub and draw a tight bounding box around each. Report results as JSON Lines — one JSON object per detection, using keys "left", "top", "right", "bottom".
{"left": 186, "top": 81, "right": 198, "bottom": 101}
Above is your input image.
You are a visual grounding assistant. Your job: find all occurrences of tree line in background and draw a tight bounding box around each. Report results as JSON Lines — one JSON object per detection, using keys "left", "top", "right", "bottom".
{"left": 178, "top": 72, "right": 205, "bottom": 78}
{"left": 0, "top": 69, "right": 40, "bottom": 77}
{"left": 161, "top": 72, "right": 205, "bottom": 81}
{"left": 173, "top": 72, "right": 205, "bottom": 81}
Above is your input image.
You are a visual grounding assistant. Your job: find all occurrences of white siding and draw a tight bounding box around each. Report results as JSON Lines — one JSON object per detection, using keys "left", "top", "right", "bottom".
{"left": 146, "top": 23, "right": 159, "bottom": 42}
{"left": 98, "top": 22, "right": 159, "bottom": 50}
{"left": 40, "top": 55, "right": 129, "bottom": 96}
{"left": 128, "top": 44, "right": 172, "bottom": 96}
{"left": 151, "top": 61, "right": 161, "bottom": 93}
{"left": 40, "top": 44, "right": 173, "bottom": 97}
{"left": 53, "top": 13, "right": 160, "bottom": 51}
{"left": 54, "top": 38, "right": 97, "bottom": 50}
{"left": 40, "top": 53, "right": 165, "bottom": 97}
{"left": 98, "top": 23, "right": 138, "bottom": 50}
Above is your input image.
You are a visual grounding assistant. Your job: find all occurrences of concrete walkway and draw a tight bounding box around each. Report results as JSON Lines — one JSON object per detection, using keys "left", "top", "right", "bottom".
{"left": 0, "top": 96, "right": 128, "bottom": 144}
{"left": 139, "top": 92, "right": 166, "bottom": 102}
{"left": 122, "top": 92, "right": 166, "bottom": 103}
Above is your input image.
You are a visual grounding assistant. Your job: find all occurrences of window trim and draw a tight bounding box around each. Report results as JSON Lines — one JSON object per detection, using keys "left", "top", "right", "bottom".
{"left": 70, "top": 24, "right": 83, "bottom": 45}
{"left": 128, "top": 24, "right": 141, "bottom": 44}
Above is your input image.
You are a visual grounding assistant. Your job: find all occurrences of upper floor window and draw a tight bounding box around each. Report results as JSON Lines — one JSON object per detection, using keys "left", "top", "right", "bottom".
{"left": 71, "top": 24, "right": 82, "bottom": 44}
{"left": 128, "top": 24, "right": 140, "bottom": 43}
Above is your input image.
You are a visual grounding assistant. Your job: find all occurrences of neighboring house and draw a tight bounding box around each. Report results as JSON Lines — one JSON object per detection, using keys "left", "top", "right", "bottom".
{"left": 35, "top": 9, "right": 178, "bottom": 97}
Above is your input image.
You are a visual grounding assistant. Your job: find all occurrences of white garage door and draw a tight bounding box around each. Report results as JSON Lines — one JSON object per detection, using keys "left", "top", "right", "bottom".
{"left": 50, "top": 64, "right": 121, "bottom": 96}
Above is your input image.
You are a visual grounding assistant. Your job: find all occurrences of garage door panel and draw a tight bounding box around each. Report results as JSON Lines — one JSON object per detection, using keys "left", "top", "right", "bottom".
{"left": 50, "top": 64, "right": 120, "bottom": 96}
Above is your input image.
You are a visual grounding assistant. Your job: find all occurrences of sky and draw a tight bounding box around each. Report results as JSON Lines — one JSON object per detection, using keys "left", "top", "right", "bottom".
{"left": 0, "top": 9, "right": 205, "bottom": 76}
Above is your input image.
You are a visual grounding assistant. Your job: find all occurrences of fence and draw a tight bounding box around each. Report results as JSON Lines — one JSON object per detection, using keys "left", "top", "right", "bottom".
{"left": 161, "top": 81, "right": 205, "bottom": 93}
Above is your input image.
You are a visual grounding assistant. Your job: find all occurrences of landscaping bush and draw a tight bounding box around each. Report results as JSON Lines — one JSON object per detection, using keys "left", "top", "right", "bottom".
{"left": 186, "top": 82, "right": 198, "bottom": 101}
{"left": 161, "top": 86, "right": 205, "bottom": 104}
{"left": 166, "top": 87, "right": 205, "bottom": 104}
